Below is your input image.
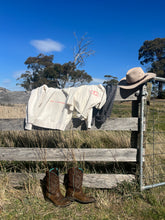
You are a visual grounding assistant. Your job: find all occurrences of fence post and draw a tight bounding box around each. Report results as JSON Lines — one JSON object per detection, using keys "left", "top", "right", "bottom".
{"left": 139, "top": 85, "right": 147, "bottom": 191}
{"left": 131, "top": 98, "right": 140, "bottom": 148}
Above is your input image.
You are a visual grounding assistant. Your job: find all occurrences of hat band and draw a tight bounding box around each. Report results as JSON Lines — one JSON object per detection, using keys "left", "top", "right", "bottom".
{"left": 127, "top": 75, "right": 147, "bottom": 85}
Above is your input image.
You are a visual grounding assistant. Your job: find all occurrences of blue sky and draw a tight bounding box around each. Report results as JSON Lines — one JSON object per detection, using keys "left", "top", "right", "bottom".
{"left": 0, "top": 0, "right": 165, "bottom": 91}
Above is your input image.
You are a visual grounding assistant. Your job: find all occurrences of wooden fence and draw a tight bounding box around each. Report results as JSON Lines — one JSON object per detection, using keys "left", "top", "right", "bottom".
{"left": 0, "top": 86, "right": 145, "bottom": 188}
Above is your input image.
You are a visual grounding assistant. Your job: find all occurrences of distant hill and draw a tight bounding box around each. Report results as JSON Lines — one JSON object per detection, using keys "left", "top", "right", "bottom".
{"left": 0, "top": 87, "right": 30, "bottom": 104}
{"left": 0, "top": 87, "right": 10, "bottom": 92}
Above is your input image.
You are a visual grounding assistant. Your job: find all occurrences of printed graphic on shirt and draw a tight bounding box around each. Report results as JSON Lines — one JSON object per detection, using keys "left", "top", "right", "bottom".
{"left": 50, "top": 100, "right": 65, "bottom": 104}
{"left": 89, "top": 90, "right": 99, "bottom": 97}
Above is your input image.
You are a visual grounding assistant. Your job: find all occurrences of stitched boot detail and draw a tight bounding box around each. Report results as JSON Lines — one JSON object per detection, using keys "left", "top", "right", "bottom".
{"left": 41, "top": 168, "right": 72, "bottom": 207}
{"left": 65, "top": 167, "right": 96, "bottom": 204}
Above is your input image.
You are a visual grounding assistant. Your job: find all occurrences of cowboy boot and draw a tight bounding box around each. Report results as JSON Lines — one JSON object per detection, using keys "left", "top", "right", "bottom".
{"left": 65, "top": 167, "right": 96, "bottom": 204}
{"left": 41, "top": 168, "right": 72, "bottom": 207}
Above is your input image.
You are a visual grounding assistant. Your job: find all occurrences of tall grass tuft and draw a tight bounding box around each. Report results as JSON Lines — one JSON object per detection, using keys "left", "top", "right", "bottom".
{"left": 0, "top": 130, "right": 130, "bottom": 149}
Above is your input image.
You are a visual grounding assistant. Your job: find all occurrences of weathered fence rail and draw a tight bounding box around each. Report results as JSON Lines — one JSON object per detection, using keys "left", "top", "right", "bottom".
{"left": 0, "top": 86, "right": 145, "bottom": 188}
{"left": 0, "top": 148, "right": 138, "bottom": 162}
{"left": 0, "top": 117, "right": 139, "bottom": 131}
{"left": 0, "top": 172, "right": 135, "bottom": 188}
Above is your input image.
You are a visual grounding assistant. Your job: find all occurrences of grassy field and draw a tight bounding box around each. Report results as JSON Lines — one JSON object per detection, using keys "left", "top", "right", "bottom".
{"left": 143, "top": 99, "right": 165, "bottom": 187}
{"left": 0, "top": 99, "right": 165, "bottom": 219}
{"left": 0, "top": 174, "right": 164, "bottom": 220}
{"left": 0, "top": 104, "right": 26, "bottom": 119}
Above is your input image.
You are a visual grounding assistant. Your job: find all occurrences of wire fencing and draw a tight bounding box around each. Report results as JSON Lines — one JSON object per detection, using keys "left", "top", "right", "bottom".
{"left": 141, "top": 78, "right": 165, "bottom": 190}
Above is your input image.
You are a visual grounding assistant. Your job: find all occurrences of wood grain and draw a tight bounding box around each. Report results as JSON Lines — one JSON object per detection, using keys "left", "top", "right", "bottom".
{"left": 0, "top": 147, "right": 139, "bottom": 162}
{"left": 0, "top": 172, "right": 135, "bottom": 188}
{"left": 0, "top": 117, "right": 139, "bottom": 131}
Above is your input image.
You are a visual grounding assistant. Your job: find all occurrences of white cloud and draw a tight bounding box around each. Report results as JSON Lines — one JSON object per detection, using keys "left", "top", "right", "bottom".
{"left": 30, "top": 39, "right": 64, "bottom": 52}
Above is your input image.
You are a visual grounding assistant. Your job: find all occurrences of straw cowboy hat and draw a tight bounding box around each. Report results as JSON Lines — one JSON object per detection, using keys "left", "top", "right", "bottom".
{"left": 118, "top": 67, "right": 156, "bottom": 89}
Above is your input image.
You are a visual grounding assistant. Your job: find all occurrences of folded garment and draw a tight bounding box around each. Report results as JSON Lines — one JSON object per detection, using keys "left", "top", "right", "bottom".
{"left": 92, "top": 84, "right": 117, "bottom": 128}
{"left": 63, "top": 84, "right": 106, "bottom": 128}
{"left": 25, "top": 84, "right": 107, "bottom": 130}
{"left": 25, "top": 85, "right": 73, "bottom": 130}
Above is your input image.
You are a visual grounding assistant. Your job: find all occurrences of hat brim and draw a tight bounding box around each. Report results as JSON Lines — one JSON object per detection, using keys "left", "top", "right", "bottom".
{"left": 118, "top": 73, "right": 156, "bottom": 89}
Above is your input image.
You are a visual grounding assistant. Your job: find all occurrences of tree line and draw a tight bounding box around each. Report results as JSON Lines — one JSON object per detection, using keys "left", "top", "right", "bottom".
{"left": 17, "top": 36, "right": 165, "bottom": 97}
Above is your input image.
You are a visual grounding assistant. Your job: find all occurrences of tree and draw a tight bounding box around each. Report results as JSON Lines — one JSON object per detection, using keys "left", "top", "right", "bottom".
{"left": 43, "top": 61, "right": 92, "bottom": 89}
{"left": 17, "top": 53, "right": 54, "bottom": 90}
{"left": 17, "top": 34, "right": 94, "bottom": 91}
{"left": 138, "top": 38, "right": 165, "bottom": 96}
{"left": 73, "top": 33, "right": 95, "bottom": 67}
{"left": 103, "top": 75, "right": 118, "bottom": 86}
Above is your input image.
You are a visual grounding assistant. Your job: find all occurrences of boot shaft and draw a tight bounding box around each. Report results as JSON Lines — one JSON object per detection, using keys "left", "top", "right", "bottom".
{"left": 44, "top": 168, "right": 60, "bottom": 194}
{"left": 41, "top": 167, "right": 72, "bottom": 207}
{"left": 65, "top": 167, "right": 96, "bottom": 204}
{"left": 67, "top": 167, "right": 83, "bottom": 191}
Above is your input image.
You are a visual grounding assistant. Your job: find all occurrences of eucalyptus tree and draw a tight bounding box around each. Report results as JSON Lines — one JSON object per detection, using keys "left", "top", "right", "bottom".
{"left": 138, "top": 38, "right": 165, "bottom": 96}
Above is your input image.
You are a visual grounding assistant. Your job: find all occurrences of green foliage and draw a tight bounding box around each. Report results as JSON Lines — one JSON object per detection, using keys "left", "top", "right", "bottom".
{"left": 138, "top": 38, "right": 165, "bottom": 66}
{"left": 16, "top": 54, "right": 92, "bottom": 91}
{"left": 103, "top": 75, "right": 118, "bottom": 86}
{"left": 138, "top": 38, "right": 165, "bottom": 94}
{"left": 43, "top": 61, "right": 92, "bottom": 89}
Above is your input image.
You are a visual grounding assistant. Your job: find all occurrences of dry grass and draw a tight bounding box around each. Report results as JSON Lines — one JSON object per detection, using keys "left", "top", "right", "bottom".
{"left": 144, "top": 129, "right": 165, "bottom": 186}
{"left": 0, "top": 129, "right": 164, "bottom": 219}
{"left": 0, "top": 130, "right": 131, "bottom": 149}
{"left": 0, "top": 104, "right": 26, "bottom": 119}
{"left": 143, "top": 98, "right": 165, "bottom": 186}
{"left": 0, "top": 171, "right": 164, "bottom": 219}
{"left": 0, "top": 99, "right": 165, "bottom": 219}
{"left": 0, "top": 100, "right": 132, "bottom": 119}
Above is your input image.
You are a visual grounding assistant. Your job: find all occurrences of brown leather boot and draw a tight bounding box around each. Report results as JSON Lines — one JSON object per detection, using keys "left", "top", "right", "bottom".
{"left": 65, "top": 167, "right": 96, "bottom": 204}
{"left": 41, "top": 168, "right": 72, "bottom": 207}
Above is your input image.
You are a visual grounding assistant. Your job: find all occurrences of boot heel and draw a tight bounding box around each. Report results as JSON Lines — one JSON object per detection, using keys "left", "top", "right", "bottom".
{"left": 65, "top": 167, "right": 96, "bottom": 204}
{"left": 40, "top": 168, "right": 72, "bottom": 207}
